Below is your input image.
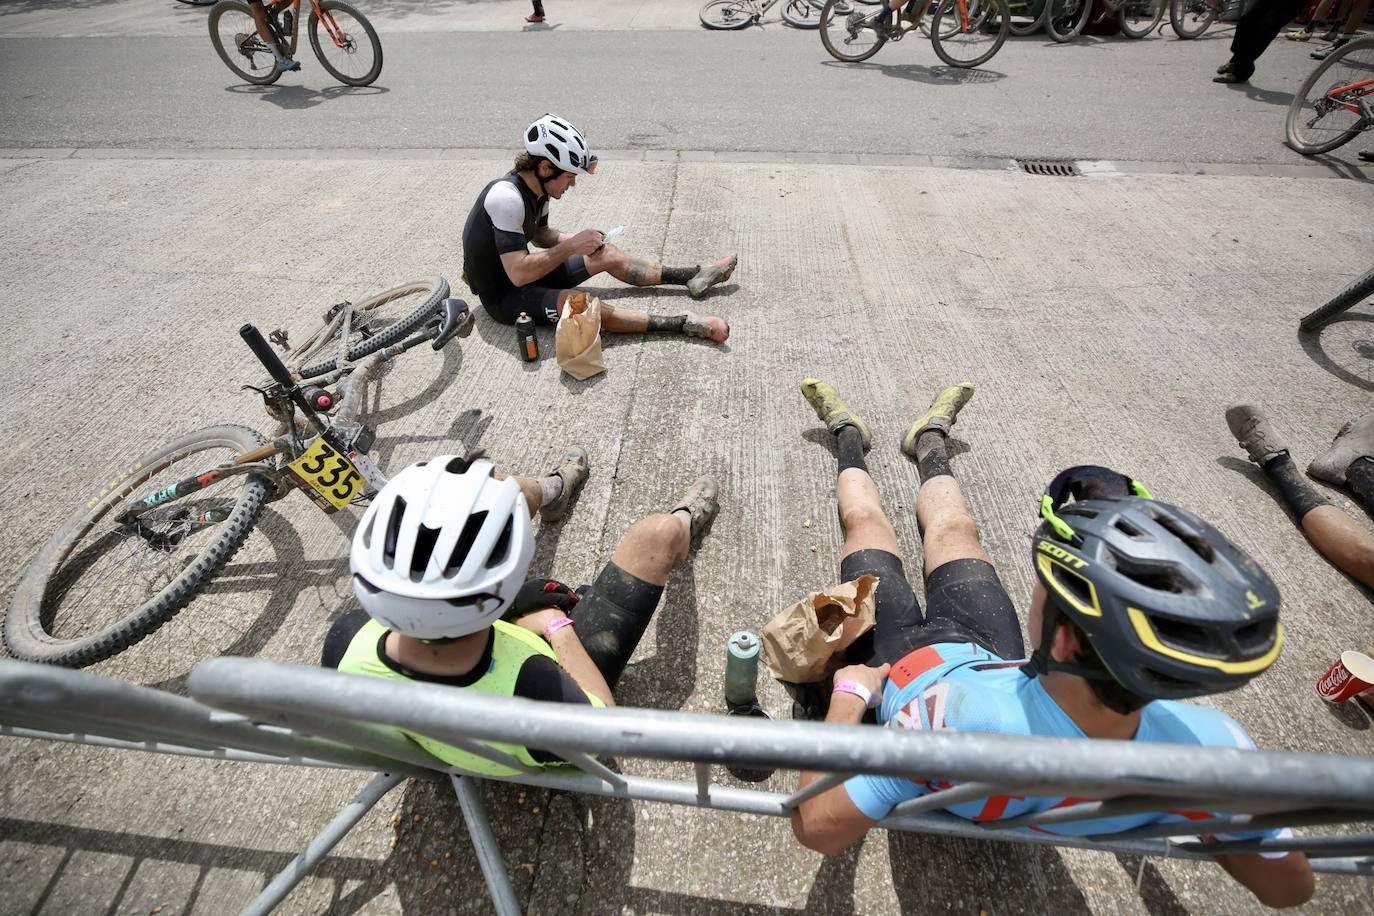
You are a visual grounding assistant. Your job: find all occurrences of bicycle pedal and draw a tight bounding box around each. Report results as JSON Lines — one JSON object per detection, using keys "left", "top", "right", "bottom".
{"left": 268, "top": 328, "right": 290, "bottom": 350}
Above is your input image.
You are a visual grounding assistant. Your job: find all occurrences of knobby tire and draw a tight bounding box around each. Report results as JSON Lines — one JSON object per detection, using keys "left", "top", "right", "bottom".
{"left": 4, "top": 425, "right": 271, "bottom": 668}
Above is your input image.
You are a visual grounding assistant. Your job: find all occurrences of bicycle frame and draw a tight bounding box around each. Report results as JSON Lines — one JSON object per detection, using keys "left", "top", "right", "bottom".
{"left": 261, "top": 0, "right": 354, "bottom": 55}
{"left": 1325, "top": 77, "right": 1374, "bottom": 119}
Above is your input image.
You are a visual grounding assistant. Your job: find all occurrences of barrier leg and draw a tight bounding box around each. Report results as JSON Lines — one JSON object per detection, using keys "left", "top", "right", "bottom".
{"left": 450, "top": 774, "right": 520, "bottom": 916}
{"left": 240, "top": 770, "right": 405, "bottom": 916}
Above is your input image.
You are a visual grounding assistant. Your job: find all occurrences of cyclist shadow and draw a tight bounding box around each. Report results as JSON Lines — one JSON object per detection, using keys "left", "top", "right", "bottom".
{"left": 821, "top": 59, "right": 1006, "bottom": 84}
{"left": 1218, "top": 81, "right": 1294, "bottom": 108}
{"left": 225, "top": 83, "right": 389, "bottom": 110}
{"left": 1297, "top": 313, "right": 1374, "bottom": 394}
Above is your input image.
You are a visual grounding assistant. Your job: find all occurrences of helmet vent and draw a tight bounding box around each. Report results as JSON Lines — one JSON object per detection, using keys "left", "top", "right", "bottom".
{"left": 1151, "top": 512, "right": 1215, "bottom": 563}
{"left": 410, "top": 525, "right": 441, "bottom": 581}
{"left": 383, "top": 497, "right": 407, "bottom": 568}
{"left": 446, "top": 510, "right": 489, "bottom": 576}
{"left": 444, "top": 454, "right": 472, "bottom": 474}
{"left": 1151, "top": 615, "right": 1215, "bottom": 654}
{"left": 1114, "top": 518, "right": 1144, "bottom": 538}
{"left": 488, "top": 517, "right": 513, "bottom": 568}
{"left": 1233, "top": 620, "right": 1273, "bottom": 651}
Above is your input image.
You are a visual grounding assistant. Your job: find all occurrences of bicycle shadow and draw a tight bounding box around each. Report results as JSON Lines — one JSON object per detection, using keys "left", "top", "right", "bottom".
{"left": 820, "top": 59, "right": 1006, "bottom": 84}
{"left": 1297, "top": 313, "right": 1374, "bottom": 393}
{"left": 224, "top": 83, "right": 389, "bottom": 110}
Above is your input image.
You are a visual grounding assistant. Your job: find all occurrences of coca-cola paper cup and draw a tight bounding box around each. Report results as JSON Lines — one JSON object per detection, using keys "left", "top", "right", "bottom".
{"left": 1315, "top": 651, "right": 1374, "bottom": 703}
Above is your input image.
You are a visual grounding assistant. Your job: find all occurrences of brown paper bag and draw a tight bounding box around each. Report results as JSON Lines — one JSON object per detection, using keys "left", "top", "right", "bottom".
{"left": 555, "top": 292, "right": 606, "bottom": 380}
{"left": 761, "top": 575, "right": 879, "bottom": 683}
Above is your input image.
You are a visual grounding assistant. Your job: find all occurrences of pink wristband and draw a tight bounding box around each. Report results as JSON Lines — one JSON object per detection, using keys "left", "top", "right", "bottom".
{"left": 542, "top": 616, "right": 575, "bottom": 640}
{"left": 832, "top": 680, "right": 875, "bottom": 709}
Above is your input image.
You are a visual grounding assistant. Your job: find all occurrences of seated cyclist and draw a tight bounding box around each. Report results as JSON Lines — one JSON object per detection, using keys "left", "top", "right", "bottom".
{"left": 785, "top": 378, "right": 1315, "bottom": 909}
{"left": 247, "top": 0, "right": 301, "bottom": 73}
{"left": 461, "top": 114, "right": 737, "bottom": 342}
{"left": 321, "top": 448, "right": 720, "bottom": 776}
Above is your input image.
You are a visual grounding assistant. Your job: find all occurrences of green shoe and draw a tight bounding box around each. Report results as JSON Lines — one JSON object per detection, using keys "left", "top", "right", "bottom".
{"left": 799, "top": 378, "right": 872, "bottom": 451}
{"left": 901, "top": 382, "right": 975, "bottom": 457}
{"left": 1285, "top": 27, "right": 1312, "bottom": 41}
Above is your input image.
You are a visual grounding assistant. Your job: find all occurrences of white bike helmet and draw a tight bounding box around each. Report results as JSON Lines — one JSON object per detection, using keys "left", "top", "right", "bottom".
{"left": 350, "top": 456, "right": 534, "bottom": 640}
{"left": 524, "top": 114, "right": 598, "bottom": 175}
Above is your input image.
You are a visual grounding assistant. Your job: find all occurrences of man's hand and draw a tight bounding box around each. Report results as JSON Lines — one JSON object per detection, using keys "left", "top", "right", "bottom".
{"left": 566, "top": 228, "right": 603, "bottom": 257}
{"left": 507, "top": 578, "right": 579, "bottom": 633}
{"left": 832, "top": 662, "right": 891, "bottom": 704}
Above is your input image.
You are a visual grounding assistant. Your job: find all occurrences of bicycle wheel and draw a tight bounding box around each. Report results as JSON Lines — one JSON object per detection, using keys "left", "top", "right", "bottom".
{"left": 782, "top": 0, "right": 824, "bottom": 27}
{"left": 308, "top": 0, "right": 383, "bottom": 87}
{"left": 820, "top": 0, "right": 888, "bottom": 62}
{"left": 1300, "top": 266, "right": 1374, "bottom": 331}
{"left": 4, "top": 426, "right": 271, "bottom": 668}
{"left": 930, "top": 0, "right": 1009, "bottom": 68}
{"left": 700, "top": 0, "right": 757, "bottom": 28}
{"left": 1118, "top": 0, "right": 1164, "bottom": 37}
{"left": 1043, "top": 0, "right": 1091, "bottom": 41}
{"left": 176, "top": 0, "right": 219, "bottom": 6}
{"left": 209, "top": 0, "right": 282, "bottom": 85}
{"left": 296, "top": 276, "right": 449, "bottom": 380}
{"left": 1285, "top": 38, "right": 1374, "bottom": 155}
{"left": 1169, "top": 0, "right": 1214, "bottom": 38}
{"left": 1005, "top": 0, "right": 1043, "bottom": 35}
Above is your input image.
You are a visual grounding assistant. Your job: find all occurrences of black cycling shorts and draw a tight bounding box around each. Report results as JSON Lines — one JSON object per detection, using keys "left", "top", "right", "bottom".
{"left": 477, "top": 256, "right": 590, "bottom": 326}
{"left": 839, "top": 549, "right": 1025, "bottom": 667}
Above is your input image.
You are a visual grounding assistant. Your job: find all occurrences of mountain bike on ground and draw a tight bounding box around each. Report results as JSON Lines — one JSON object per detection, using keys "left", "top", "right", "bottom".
{"left": 819, "top": 0, "right": 1010, "bottom": 68}
{"left": 1300, "top": 264, "right": 1374, "bottom": 331}
{"left": 700, "top": 0, "right": 823, "bottom": 28}
{"left": 1285, "top": 36, "right": 1374, "bottom": 157}
{"left": 208, "top": 0, "right": 382, "bottom": 86}
{"left": 3, "top": 279, "right": 470, "bottom": 669}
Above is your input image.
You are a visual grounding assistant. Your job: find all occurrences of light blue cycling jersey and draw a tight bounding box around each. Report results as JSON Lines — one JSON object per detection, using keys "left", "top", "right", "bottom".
{"left": 844, "top": 641, "right": 1282, "bottom": 843}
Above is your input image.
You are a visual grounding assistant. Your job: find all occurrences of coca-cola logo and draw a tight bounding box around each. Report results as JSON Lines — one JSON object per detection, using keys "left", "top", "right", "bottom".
{"left": 1317, "top": 665, "right": 1351, "bottom": 695}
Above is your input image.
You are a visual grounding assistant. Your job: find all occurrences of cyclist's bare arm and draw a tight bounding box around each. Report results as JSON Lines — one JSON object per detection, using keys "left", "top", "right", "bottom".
{"left": 790, "top": 691, "right": 880, "bottom": 855}
{"left": 500, "top": 229, "right": 602, "bottom": 287}
{"left": 512, "top": 608, "right": 614, "bottom": 707}
{"left": 1216, "top": 850, "right": 1315, "bottom": 908}
{"left": 530, "top": 226, "right": 567, "bottom": 249}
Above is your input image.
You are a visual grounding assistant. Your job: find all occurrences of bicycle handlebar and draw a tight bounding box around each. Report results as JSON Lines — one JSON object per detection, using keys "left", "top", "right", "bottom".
{"left": 240, "top": 324, "right": 296, "bottom": 389}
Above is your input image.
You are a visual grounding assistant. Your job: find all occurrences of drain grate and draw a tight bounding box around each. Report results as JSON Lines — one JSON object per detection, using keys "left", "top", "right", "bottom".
{"left": 1016, "top": 159, "right": 1081, "bottom": 177}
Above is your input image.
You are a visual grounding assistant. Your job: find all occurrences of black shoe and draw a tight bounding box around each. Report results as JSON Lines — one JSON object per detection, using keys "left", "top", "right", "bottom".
{"left": 1213, "top": 66, "right": 1252, "bottom": 83}
{"left": 1216, "top": 59, "right": 1233, "bottom": 75}
{"left": 1359, "top": 150, "right": 1374, "bottom": 163}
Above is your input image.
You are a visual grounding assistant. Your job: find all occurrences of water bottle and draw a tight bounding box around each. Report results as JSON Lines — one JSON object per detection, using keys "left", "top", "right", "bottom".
{"left": 724, "top": 631, "right": 762, "bottom": 710}
{"left": 516, "top": 312, "right": 538, "bottom": 362}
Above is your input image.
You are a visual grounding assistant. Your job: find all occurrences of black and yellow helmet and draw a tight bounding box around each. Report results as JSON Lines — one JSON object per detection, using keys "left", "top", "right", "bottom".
{"left": 1028, "top": 466, "right": 1283, "bottom": 701}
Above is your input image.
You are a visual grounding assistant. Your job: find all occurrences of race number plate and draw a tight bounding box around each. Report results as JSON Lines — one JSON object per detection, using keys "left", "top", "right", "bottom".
{"left": 288, "top": 437, "right": 364, "bottom": 511}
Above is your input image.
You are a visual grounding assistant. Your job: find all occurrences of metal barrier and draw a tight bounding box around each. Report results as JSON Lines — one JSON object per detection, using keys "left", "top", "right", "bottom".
{"left": 2, "top": 657, "right": 1372, "bottom": 916}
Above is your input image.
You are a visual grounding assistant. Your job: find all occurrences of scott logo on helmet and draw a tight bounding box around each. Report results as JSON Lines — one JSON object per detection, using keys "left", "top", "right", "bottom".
{"left": 1036, "top": 539, "right": 1088, "bottom": 570}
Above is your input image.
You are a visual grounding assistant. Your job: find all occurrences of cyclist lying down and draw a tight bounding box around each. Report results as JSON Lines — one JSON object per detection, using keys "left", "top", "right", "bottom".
{"left": 321, "top": 448, "right": 719, "bottom": 775}
{"left": 787, "top": 378, "right": 1315, "bottom": 909}
{"left": 461, "top": 114, "right": 737, "bottom": 343}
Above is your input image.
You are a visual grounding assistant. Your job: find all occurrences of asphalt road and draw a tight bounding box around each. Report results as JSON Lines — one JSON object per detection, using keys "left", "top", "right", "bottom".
{"left": 0, "top": 26, "right": 1363, "bottom": 166}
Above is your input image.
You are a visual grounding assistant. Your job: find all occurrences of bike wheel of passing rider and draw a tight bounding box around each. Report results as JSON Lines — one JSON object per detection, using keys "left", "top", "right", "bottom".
{"left": 1300, "top": 265, "right": 1374, "bottom": 331}
{"left": 1117, "top": 0, "right": 1164, "bottom": 37}
{"left": 308, "top": 0, "right": 383, "bottom": 86}
{"left": 297, "top": 276, "right": 450, "bottom": 380}
{"left": 1005, "top": 0, "right": 1044, "bottom": 36}
{"left": 209, "top": 0, "right": 284, "bottom": 85}
{"left": 4, "top": 426, "right": 272, "bottom": 668}
{"left": 820, "top": 0, "right": 888, "bottom": 61}
{"left": 1168, "top": 0, "right": 1214, "bottom": 38}
{"left": 1043, "top": 0, "right": 1091, "bottom": 41}
{"left": 1284, "top": 38, "right": 1374, "bottom": 156}
{"left": 782, "top": 0, "right": 825, "bottom": 27}
{"left": 700, "top": 0, "right": 757, "bottom": 28}
{"left": 930, "top": 0, "right": 1009, "bottom": 67}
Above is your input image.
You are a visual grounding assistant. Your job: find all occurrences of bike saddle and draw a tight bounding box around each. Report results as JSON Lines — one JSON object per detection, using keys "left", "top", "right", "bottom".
{"left": 433, "top": 297, "right": 474, "bottom": 350}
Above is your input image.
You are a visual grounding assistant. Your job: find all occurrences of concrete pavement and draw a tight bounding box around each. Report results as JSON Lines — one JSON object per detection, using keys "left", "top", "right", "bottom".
{"left": 1, "top": 149, "right": 1372, "bottom": 914}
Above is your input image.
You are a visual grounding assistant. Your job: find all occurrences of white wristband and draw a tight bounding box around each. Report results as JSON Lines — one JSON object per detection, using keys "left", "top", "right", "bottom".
{"left": 832, "top": 680, "right": 875, "bottom": 709}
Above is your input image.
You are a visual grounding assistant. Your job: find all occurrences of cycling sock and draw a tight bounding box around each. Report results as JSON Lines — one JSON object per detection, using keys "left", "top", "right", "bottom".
{"left": 1262, "top": 452, "right": 1329, "bottom": 521}
{"left": 915, "top": 430, "right": 953, "bottom": 482}
{"left": 660, "top": 266, "right": 696, "bottom": 286}
{"left": 646, "top": 314, "right": 688, "bottom": 333}
{"left": 538, "top": 474, "right": 565, "bottom": 507}
{"left": 532, "top": 0, "right": 545, "bottom": 13}
{"left": 837, "top": 425, "right": 868, "bottom": 474}
{"left": 1346, "top": 456, "right": 1374, "bottom": 514}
